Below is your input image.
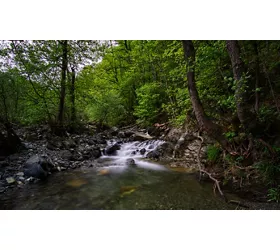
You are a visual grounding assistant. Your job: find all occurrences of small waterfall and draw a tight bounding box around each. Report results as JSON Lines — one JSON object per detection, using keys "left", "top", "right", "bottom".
{"left": 101, "top": 139, "right": 166, "bottom": 171}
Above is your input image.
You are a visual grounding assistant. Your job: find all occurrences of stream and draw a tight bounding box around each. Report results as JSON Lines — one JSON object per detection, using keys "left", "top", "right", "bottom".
{"left": 0, "top": 140, "right": 236, "bottom": 209}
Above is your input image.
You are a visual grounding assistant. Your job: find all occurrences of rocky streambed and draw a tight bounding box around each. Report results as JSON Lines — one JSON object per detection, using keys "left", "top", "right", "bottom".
{"left": 1, "top": 125, "right": 280, "bottom": 210}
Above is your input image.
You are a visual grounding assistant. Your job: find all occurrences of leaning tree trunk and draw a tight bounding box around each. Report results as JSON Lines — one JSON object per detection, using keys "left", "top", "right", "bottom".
{"left": 182, "top": 40, "right": 230, "bottom": 151}
{"left": 226, "top": 40, "right": 256, "bottom": 132}
{"left": 57, "top": 40, "right": 68, "bottom": 129}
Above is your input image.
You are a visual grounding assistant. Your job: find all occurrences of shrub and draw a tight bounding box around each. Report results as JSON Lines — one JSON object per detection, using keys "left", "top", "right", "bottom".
{"left": 207, "top": 145, "right": 221, "bottom": 163}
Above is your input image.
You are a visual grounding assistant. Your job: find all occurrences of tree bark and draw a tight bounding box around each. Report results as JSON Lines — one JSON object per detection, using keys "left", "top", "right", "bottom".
{"left": 70, "top": 66, "right": 76, "bottom": 125}
{"left": 57, "top": 40, "right": 68, "bottom": 128}
{"left": 226, "top": 40, "right": 256, "bottom": 131}
{"left": 0, "top": 117, "right": 21, "bottom": 156}
{"left": 182, "top": 40, "right": 230, "bottom": 150}
{"left": 253, "top": 41, "right": 260, "bottom": 113}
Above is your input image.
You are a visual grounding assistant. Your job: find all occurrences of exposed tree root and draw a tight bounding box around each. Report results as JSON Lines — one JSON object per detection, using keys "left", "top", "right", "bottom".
{"left": 196, "top": 133, "right": 228, "bottom": 202}
{"left": 228, "top": 200, "right": 250, "bottom": 209}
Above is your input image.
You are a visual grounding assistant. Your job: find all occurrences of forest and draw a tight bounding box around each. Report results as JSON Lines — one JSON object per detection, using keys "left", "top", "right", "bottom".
{"left": 1, "top": 40, "right": 280, "bottom": 209}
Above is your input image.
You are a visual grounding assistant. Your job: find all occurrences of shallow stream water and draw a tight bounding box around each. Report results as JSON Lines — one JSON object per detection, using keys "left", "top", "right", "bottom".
{"left": 0, "top": 140, "right": 236, "bottom": 209}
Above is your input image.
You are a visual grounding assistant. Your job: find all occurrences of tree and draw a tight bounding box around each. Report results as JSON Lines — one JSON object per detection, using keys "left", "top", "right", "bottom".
{"left": 226, "top": 40, "right": 257, "bottom": 133}
{"left": 182, "top": 40, "right": 230, "bottom": 150}
{"left": 57, "top": 40, "right": 68, "bottom": 132}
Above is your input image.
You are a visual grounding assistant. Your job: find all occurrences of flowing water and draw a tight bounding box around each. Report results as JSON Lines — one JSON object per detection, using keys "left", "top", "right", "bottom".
{"left": 0, "top": 140, "right": 236, "bottom": 209}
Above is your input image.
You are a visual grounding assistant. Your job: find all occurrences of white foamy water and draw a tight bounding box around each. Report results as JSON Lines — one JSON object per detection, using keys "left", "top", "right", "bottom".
{"left": 100, "top": 140, "right": 166, "bottom": 171}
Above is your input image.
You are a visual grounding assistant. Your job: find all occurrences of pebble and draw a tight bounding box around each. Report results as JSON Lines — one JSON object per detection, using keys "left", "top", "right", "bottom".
{"left": 6, "top": 177, "right": 16, "bottom": 184}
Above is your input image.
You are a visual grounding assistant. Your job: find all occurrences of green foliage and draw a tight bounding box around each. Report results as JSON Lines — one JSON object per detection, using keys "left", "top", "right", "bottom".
{"left": 254, "top": 161, "right": 280, "bottom": 185}
{"left": 224, "top": 131, "right": 236, "bottom": 141}
{"left": 258, "top": 105, "right": 280, "bottom": 123}
{"left": 268, "top": 187, "right": 280, "bottom": 202}
{"left": 207, "top": 145, "right": 221, "bottom": 163}
{"left": 134, "top": 82, "right": 166, "bottom": 126}
{"left": 85, "top": 91, "right": 126, "bottom": 126}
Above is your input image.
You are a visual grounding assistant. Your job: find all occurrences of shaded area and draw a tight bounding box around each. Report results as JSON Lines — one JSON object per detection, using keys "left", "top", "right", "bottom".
{"left": 0, "top": 165, "right": 235, "bottom": 210}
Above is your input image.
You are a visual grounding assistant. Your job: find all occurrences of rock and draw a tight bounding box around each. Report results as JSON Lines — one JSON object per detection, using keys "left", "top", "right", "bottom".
{"left": 46, "top": 139, "right": 63, "bottom": 150}
{"left": 146, "top": 142, "right": 174, "bottom": 160}
{"left": 126, "top": 158, "right": 136, "bottom": 167}
{"left": 60, "top": 150, "right": 73, "bottom": 160}
{"left": 23, "top": 155, "right": 53, "bottom": 180}
{"left": 124, "top": 131, "right": 134, "bottom": 137}
{"left": 6, "top": 177, "right": 16, "bottom": 184}
{"left": 104, "top": 143, "right": 121, "bottom": 155}
{"left": 131, "top": 132, "right": 153, "bottom": 141}
{"left": 118, "top": 131, "right": 126, "bottom": 138}
{"left": 46, "top": 142, "right": 56, "bottom": 150}
{"left": 63, "top": 139, "right": 76, "bottom": 149}
{"left": 81, "top": 146, "right": 102, "bottom": 160}
{"left": 140, "top": 148, "right": 146, "bottom": 155}
{"left": 16, "top": 172, "right": 24, "bottom": 176}
{"left": 110, "top": 127, "right": 119, "bottom": 136}
{"left": 146, "top": 150, "right": 160, "bottom": 159}
{"left": 0, "top": 187, "right": 5, "bottom": 193}
{"left": 0, "top": 161, "right": 9, "bottom": 167}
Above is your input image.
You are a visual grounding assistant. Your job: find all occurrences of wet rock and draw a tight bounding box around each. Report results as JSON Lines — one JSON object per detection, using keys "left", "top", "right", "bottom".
{"left": 146, "top": 150, "right": 160, "bottom": 160}
{"left": 23, "top": 155, "right": 53, "bottom": 180}
{"left": 140, "top": 148, "right": 146, "bottom": 155}
{"left": 118, "top": 131, "right": 126, "bottom": 138}
{"left": 126, "top": 158, "right": 136, "bottom": 167}
{"left": 104, "top": 143, "right": 121, "bottom": 155}
{"left": 146, "top": 142, "right": 174, "bottom": 160}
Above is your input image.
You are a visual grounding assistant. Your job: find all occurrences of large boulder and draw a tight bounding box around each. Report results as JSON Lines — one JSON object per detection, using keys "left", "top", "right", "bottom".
{"left": 104, "top": 143, "right": 121, "bottom": 155}
{"left": 23, "top": 155, "right": 54, "bottom": 180}
{"left": 146, "top": 142, "right": 174, "bottom": 160}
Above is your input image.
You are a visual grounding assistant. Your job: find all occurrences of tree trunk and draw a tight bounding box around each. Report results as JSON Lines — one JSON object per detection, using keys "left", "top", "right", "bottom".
{"left": 182, "top": 40, "right": 230, "bottom": 150}
{"left": 0, "top": 117, "right": 21, "bottom": 156}
{"left": 57, "top": 40, "right": 68, "bottom": 128}
{"left": 253, "top": 41, "right": 260, "bottom": 113}
{"left": 70, "top": 66, "right": 76, "bottom": 125}
{"left": 226, "top": 40, "right": 256, "bottom": 132}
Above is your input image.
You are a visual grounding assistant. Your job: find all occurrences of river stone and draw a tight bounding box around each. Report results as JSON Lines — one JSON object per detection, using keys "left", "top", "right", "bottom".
{"left": 23, "top": 155, "right": 53, "bottom": 180}
{"left": 126, "top": 158, "right": 136, "bottom": 167}
{"left": 104, "top": 143, "right": 121, "bottom": 155}
{"left": 60, "top": 150, "right": 73, "bottom": 160}
{"left": 140, "top": 148, "right": 146, "bottom": 155}
{"left": 6, "top": 177, "right": 16, "bottom": 184}
{"left": 63, "top": 139, "right": 76, "bottom": 149}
